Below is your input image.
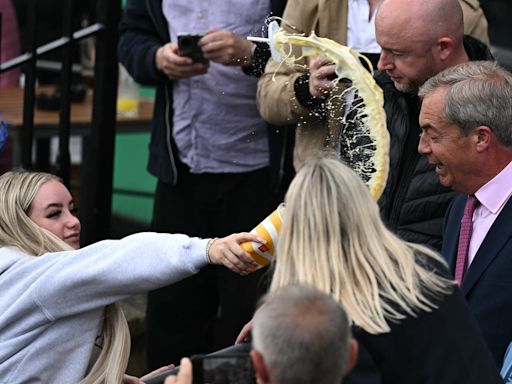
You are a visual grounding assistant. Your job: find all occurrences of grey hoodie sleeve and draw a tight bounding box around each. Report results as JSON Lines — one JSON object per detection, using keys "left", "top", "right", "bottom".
{"left": 25, "top": 232, "right": 208, "bottom": 320}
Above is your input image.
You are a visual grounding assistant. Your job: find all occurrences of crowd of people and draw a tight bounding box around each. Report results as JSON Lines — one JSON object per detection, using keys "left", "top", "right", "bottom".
{"left": 1, "top": 0, "right": 512, "bottom": 383}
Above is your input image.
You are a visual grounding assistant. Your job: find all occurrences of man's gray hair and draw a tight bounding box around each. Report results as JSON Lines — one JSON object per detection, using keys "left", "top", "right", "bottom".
{"left": 252, "top": 284, "right": 351, "bottom": 384}
{"left": 418, "top": 61, "right": 512, "bottom": 147}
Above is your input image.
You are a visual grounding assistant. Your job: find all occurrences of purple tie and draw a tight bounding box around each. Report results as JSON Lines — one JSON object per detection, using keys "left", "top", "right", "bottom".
{"left": 455, "top": 195, "right": 479, "bottom": 285}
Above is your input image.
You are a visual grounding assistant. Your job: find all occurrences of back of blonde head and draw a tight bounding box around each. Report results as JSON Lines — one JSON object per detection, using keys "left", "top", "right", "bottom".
{"left": 271, "top": 155, "right": 453, "bottom": 334}
{"left": 0, "top": 170, "right": 130, "bottom": 384}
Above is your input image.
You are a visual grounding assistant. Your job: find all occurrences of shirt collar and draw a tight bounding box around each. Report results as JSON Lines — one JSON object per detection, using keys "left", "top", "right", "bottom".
{"left": 475, "top": 160, "right": 512, "bottom": 214}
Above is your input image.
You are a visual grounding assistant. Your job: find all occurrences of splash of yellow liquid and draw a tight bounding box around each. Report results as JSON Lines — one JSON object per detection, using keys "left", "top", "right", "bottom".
{"left": 271, "top": 29, "right": 389, "bottom": 201}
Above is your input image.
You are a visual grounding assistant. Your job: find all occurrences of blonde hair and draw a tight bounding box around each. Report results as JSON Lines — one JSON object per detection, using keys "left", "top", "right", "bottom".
{"left": 0, "top": 170, "right": 130, "bottom": 384}
{"left": 271, "top": 155, "right": 454, "bottom": 334}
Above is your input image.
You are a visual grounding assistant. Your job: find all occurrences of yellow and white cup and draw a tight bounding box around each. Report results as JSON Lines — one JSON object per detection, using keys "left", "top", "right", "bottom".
{"left": 241, "top": 203, "right": 285, "bottom": 269}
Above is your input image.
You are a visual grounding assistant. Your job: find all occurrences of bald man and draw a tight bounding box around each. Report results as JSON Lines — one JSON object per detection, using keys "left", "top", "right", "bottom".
{"left": 363, "top": 0, "right": 494, "bottom": 252}
{"left": 377, "top": 0, "right": 469, "bottom": 94}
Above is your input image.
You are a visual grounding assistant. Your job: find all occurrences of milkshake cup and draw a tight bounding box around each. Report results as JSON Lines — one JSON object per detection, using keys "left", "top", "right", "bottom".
{"left": 241, "top": 203, "right": 285, "bottom": 269}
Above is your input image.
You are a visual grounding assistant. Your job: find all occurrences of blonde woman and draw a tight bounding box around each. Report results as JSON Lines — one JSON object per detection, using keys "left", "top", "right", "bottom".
{"left": 269, "top": 155, "right": 502, "bottom": 383}
{"left": 0, "top": 170, "right": 261, "bottom": 384}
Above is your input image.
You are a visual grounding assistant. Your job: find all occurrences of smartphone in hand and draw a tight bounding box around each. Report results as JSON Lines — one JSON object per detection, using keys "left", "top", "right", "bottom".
{"left": 191, "top": 353, "right": 256, "bottom": 384}
{"left": 177, "top": 33, "right": 208, "bottom": 64}
{"left": 142, "top": 344, "right": 254, "bottom": 384}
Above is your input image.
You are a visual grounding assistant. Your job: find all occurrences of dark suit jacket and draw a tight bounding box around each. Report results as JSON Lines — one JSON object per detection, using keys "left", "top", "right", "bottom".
{"left": 442, "top": 194, "right": 512, "bottom": 366}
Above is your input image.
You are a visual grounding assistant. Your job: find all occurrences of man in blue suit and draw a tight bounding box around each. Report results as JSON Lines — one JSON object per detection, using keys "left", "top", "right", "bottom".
{"left": 418, "top": 60, "right": 512, "bottom": 367}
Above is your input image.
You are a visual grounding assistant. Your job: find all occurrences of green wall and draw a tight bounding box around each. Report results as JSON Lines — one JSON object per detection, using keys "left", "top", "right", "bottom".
{"left": 112, "top": 131, "right": 156, "bottom": 223}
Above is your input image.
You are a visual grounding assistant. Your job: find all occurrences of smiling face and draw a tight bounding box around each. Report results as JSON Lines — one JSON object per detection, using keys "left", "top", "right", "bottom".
{"left": 28, "top": 180, "right": 81, "bottom": 249}
{"left": 418, "top": 88, "right": 479, "bottom": 193}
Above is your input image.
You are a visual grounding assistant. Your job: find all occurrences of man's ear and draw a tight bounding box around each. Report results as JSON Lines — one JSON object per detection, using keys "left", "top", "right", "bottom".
{"left": 437, "top": 37, "right": 453, "bottom": 61}
{"left": 473, "top": 125, "right": 492, "bottom": 152}
{"left": 345, "top": 338, "right": 359, "bottom": 374}
{"left": 251, "top": 349, "right": 270, "bottom": 384}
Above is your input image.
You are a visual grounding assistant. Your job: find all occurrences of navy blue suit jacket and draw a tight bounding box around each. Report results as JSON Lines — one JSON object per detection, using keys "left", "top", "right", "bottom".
{"left": 442, "top": 194, "right": 512, "bottom": 366}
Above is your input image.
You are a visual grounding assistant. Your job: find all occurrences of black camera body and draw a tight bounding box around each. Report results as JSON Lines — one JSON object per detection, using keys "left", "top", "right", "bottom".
{"left": 177, "top": 33, "right": 208, "bottom": 64}
{"left": 191, "top": 353, "right": 256, "bottom": 384}
{"left": 144, "top": 343, "right": 254, "bottom": 384}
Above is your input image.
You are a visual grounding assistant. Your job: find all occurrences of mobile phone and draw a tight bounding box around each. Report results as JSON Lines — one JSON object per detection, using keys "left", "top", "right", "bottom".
{"left": 191, "top": 353, "right": 256, "bottom": 384}
{"left": 143, "top": 343, "right": 253, "bottom": 384}
{"left": 177, "top": 33, "right": 208, "bottom": 63}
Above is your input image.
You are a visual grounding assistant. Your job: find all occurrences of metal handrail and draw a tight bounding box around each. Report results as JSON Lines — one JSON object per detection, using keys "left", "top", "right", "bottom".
{"left": 0, "top": 0, "right": 122, "bottom": 246}
{"left": 0, "top": 23, "right": 103, "bottom": 73}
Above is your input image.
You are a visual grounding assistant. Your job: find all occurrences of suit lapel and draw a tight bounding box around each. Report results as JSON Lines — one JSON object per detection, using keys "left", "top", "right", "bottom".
{"left": 461, "top": 197, "right": 512, "bottom": 295}
{"left": 442, "top": 196, "right": 466, "bottom": 272}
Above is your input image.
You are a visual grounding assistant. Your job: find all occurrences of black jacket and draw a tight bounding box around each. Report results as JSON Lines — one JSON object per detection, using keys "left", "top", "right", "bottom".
{"left": 345, "top": 254, "right": 503, "bottom": 384}
{"left": 118, "top": 0, "right": 292, "bottom": 194}
{"left": 375, "top": 36, "right": 493, "bottom": 251}
{"left": 352, "top": 281, "right": 503, "bottom": 384}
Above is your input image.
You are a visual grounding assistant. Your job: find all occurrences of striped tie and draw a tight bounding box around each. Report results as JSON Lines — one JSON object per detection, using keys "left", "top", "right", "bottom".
{"left": 454, "top": 195, "right": 479, "bottom": 285}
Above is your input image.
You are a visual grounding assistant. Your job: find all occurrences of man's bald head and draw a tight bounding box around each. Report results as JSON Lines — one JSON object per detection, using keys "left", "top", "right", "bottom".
{"left": 375, "top": 0, "right": 468, "bottom": 94}
{"left": 376, "top": 0, "right": 464, "bottom": 45}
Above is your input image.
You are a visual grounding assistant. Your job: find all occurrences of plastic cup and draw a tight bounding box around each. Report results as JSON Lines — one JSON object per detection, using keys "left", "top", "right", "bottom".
{"left": 117, "top": 97, "right": 139, "bottom": 117}
{"left": 241, "top": 203, "right": 285, "bottom": 269}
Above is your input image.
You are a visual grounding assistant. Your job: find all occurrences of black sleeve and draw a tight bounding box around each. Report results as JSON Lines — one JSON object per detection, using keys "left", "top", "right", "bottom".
{"left": 293, "top": 73, "right": 328, "bottom": 116}
{"left": 117, "top": 0, "right": 168, "bottom": 86}
{"left": 242, "top": 42, "right": 272, "bottom": 77}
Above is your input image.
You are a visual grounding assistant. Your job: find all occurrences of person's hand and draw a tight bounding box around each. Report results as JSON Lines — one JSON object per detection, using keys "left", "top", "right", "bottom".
{"left": 208, "top": 233, "right": 264, "bottom": 275}
{"left": 164, "top": 358, "right": 193, "bottom": 384}
{"left": 123, "top": 364, "right": 174, "bottom": 384}
{"left": 199, "top": 29, "right": 254, "bottom": 66}
{"left": 308, "top": 56, "right": 337, "bottom": 98}
{"left": 235, "top": 318, "right": 254, "bottom": 344}
{"left": 155, "top": 43, "right": 208, "bottom": 80}
{"left": 123, "top": 374, "right": 144, "bottom": 384}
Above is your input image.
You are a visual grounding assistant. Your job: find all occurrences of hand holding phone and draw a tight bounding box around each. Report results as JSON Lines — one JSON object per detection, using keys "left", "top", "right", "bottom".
{"left": 178, "top": 34, "right": 208, "bottom": 64}
{"left": 143, "top": 343, "right": 253, "bottom": 384}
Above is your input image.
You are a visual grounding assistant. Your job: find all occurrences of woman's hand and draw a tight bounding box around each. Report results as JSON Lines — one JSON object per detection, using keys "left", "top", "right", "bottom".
{"left": 208, "top": 233, "right": 264, "bottom": 275}
{"left": 164, "top": 358, "right": 192, "bottom": 384}
{"left": 235, "top": 318, "right": 254, "bottom": 344}
{"left": 123, "top": 364, "right": 174, "bottom": 384}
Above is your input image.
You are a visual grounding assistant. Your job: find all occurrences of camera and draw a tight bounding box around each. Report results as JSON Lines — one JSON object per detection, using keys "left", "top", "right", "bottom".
{"left": 191, "top": 353, "right": 256, "bottom": 384}
{"left": 143, "top": 343, "right": 254, "bottom": 384}
{"left": 177, "top": 33, "right": 208, "bottom": 64}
